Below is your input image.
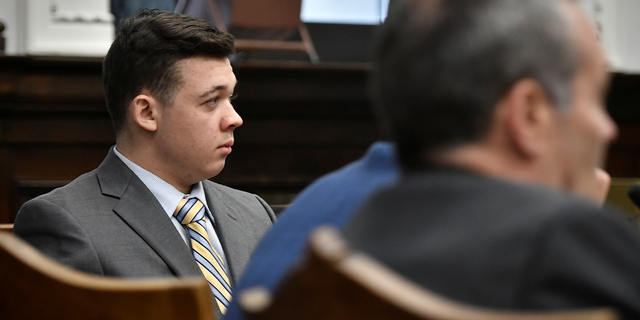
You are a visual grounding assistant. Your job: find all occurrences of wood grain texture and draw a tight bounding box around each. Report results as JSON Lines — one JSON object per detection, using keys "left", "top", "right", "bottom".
{"left": 0, "top": 231, "right": 217, "bottom": 320}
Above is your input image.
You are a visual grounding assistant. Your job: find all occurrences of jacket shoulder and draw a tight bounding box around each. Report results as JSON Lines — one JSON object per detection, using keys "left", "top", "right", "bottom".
{"left": 23, "top": 169, "right": 102, "bottom": 207}
{"left": 202, "top": 180, "right": 275, "bottom": 220}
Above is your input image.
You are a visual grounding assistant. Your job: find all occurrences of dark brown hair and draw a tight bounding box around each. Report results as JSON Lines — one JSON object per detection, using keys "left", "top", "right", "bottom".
{"left": 103, "top": 9, "right": 234, "bottom": 135}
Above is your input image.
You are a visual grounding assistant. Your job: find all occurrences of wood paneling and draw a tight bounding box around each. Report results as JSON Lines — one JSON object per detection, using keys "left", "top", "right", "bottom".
{"left": 2, "top": 56, "right": 640, "bottom": 223}
{"left": 0, "top": 57, "right": 376, "bottom": 223}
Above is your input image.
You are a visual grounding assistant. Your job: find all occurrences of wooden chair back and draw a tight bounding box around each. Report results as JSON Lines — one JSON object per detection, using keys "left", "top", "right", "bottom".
{"left": 239, "top": 225, "right": 617, "bottom": 320}
{"left": 0, "top": 231, "right": 216, "bottom": 320}
{"left": 0, "top": 223, "right": 12, "bottom": 232}
{"left": 231, "top": 0, "right": 302, "bottom": 29}
{"left": 207, "top": 0, "right": 318, "bottom": 62}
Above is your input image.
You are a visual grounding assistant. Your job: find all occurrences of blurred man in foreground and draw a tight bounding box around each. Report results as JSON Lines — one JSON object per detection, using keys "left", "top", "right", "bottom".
{"left": 345, "top": 0, "right": 640, "bottom": 318}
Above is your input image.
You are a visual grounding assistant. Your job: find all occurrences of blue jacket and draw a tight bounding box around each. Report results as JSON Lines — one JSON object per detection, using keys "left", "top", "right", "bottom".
{"left": 224, "top": 141, "right": 399, "bottom": 319}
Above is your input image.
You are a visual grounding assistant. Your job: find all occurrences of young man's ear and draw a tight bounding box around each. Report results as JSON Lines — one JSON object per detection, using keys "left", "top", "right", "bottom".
{"left": 130, "top": 92, "right": 159, "bottom": 132}
{"left": 503, "top": 78, "right": 556, "bottom": 159}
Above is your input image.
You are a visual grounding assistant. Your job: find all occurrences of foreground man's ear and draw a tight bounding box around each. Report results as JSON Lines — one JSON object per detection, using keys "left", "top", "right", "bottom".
{"left": 503, "top": 78, "right": 556, "bottom": 160}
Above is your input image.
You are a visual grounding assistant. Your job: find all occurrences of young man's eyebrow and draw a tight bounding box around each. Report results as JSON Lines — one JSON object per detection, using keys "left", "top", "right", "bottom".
{"left": 199, "top": 85, "right": 226, "bottom": 98}
{"left": 198, "top": 81, "right": 239, "bottom": 98}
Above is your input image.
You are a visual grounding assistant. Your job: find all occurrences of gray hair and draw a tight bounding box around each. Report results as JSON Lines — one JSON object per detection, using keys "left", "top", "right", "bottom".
{"left": 371, "top": 0, "right": 582, "bottom": 168}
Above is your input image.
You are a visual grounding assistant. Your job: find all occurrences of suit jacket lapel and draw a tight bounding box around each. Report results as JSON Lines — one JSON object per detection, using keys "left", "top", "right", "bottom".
{"left": 96, "top": 149, "right": 202, "bottom": 278}
{"left": 203, "top": 183, "right": 248, "bottom": 284}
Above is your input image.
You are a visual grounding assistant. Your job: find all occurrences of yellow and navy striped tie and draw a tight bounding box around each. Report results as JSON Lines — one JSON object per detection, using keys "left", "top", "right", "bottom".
{"left": 174, "top": 197, "right": 232, "bottom": 314}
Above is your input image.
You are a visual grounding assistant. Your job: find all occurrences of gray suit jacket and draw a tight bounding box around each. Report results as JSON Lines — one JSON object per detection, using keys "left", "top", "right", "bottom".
{"left": 14, "top": 148, "right": 275, "bottom": 316}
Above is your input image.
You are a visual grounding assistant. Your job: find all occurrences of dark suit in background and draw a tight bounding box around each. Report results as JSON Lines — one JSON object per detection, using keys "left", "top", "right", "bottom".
{"left": 175, "top": 0, "right": 232, "bottom": 28}
{"left": 111, "top": 0, "right": 176, "bottom": 27}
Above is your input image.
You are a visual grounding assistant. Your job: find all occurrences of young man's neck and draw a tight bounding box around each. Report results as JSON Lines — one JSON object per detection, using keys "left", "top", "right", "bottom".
{"left": 426, "top": 144, "right": 556, "bottom": 189}
{"left": 115, "top": 142, "right": 194, "bottom": 194}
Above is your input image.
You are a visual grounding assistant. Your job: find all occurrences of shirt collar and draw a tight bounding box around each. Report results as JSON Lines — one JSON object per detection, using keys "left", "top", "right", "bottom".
{"left": 113, "top": 146, "right": 214, "bottom": 224}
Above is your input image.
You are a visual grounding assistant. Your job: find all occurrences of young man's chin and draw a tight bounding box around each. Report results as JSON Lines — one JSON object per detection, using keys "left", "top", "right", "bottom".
{"left": 203, "top": 163, "right": 227, "bottom": 180}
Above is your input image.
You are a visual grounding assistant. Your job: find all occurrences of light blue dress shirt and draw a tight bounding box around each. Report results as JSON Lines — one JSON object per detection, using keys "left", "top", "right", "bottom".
{"left": 113, "top": 147, "right": 229, "bottom": 267}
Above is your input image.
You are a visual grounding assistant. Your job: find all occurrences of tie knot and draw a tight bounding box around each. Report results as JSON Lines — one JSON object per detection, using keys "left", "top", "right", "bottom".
{"left": 173, "top": 197, "right": 206, "bottom": 225}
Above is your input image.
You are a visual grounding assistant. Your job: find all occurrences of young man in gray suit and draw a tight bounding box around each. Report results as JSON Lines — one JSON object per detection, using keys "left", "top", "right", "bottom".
{"left": 13, "top": 10, "right": 275, "bottom": 317}
{"left": 345, "top": 0, "right": 640, "bottom": 318}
